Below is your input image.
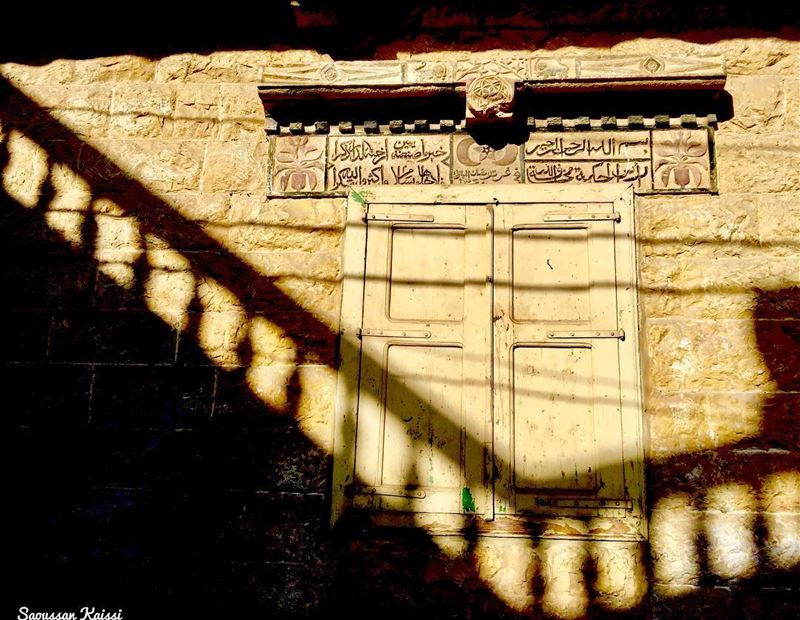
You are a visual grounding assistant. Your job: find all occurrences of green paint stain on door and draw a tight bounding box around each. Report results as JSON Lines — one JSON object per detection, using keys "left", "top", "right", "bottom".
{"left": 461, "top": 487, "right": 477, "bottom": 513}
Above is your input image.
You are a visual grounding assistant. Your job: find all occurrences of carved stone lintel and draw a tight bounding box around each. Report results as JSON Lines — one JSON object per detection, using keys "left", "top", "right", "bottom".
{"left": 259, "top": 54, "right": 726, "bottom": 129}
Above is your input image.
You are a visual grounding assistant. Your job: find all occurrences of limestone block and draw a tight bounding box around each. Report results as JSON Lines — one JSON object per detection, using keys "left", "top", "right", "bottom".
{"left": 194, "top": 309, "right": 248, "bottom": 367}
{"left": 646, "top": 319, "right": 773, "bottom": 393}
{"left": 762, "top": 512, "right": 800, "bottom": 570}
{"left": 154, "top": 52, "right": 262, "bottom": 83}
{"left": 295, "top": 365, "right": 336, "bottom": 452}
{"left": 716, "top": 133, "right": 800, "bottom": 193}
{"left": 538, "top": 538, "right": 589, "bottom": 619}
{"left": 713, "top": 37, "right": 799, "bottom": 76}
{"left": 787, "top": 75, "right": 800, "bottom": 132}
{"left": 219, "top": 84, "right": 265, "bottom": 140}
{"left": 704, "top": 485, "right": 759, "bottom": 579}
{"left": 248, "top": 315, "right": 298, "bottom": 366}
{"left": 49, "top": 162, "right": 92, "bottom": 196}
{"left": 110, "top": 83, "right": 175, "bottom": 138}
{"left": 221, "top": 223, "right": 341, "bottom": 254}
{"left": 195, "top": 275, "right": 245, "bottom": 313}
{"left": 647, "top": 393, "right": 713, "bottom": 460}
{"left": 2, "top": 129, "right": 50, "bottom": 207}
{"left": 71, "top": 56, "right": 156, "bottom": 82}
{"left": 33, "top": 59, "right": 76, "bottom": 84}
{"left": 143, "top": 268, "right": 196, "bottom": 329}
{"left": 19, "top": 84, "right": 112, "bottom": 138}
{"left": 227, "top": 196, "right": 345, "bottom": 230}
{"left": 82, "top": 139, "right": 205, "bottom": 193}
{"left": 0, "top": 62, "right": 45, "bottom": 86}
{"left": 272, "top": 279, "right": 342, "bottom": 328}
{"left": 93, "top": 213, "right": 143, "bottom": 259}
{"left": 703, "top": 392, "right": 765, "bottom": 448}
{"left": 637, "top": 194, "right": 760, "bottom": 259}
{"left": 640, "top": 256, "right": 799, "bottom": 299}
{"left": 44, "top": 209, "right": 86, "bottom": 248}
{"left": 241, "top": 251, "right": 341, "bottom": 281}
{"left": 164, "top": 191, "right": 231, "bottom": 225}
{"left": 651, "top": 584, "right": 735, "bottom": 618}
{"left": 650, "top": 494, "right": 701, "bottom": 587}
{"left": 590, "top": 541, "right": 647, "bottom": 611}
{"left": 640, "top": 289, "right": 757, "bottom": 320}
{"left": 721, "top": 75, "right": 790, "bottom": 133}
{"left": 757, "top": 192, "right": 800, "bottom": 251}
{"left": 49, "top": 311, "right": 177, "bottom": 364}
{"left": 245, "top": 363, "right": 298, "bottom": 411}
{"left": 761, "top": 471, "right": 800, "bottom": 513}
{"left": 91, "top": 366, "right": 214, "bottom": 429}
{"left": 172, "top": 84, "right": 220, "bottom": 139}
{"left": 202, "top": 138, "right": 268, "bottom": 193}
{"left": 473, "top": 537, "right": 535, "bottom": 612}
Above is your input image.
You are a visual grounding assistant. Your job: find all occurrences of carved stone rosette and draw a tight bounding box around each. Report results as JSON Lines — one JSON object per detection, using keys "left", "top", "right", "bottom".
{"left": 465, "top": 75, "right": 516, "bottom": 124}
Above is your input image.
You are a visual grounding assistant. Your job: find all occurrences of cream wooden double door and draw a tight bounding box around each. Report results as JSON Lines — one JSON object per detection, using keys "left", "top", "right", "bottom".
{"left": 333, "top": 186, "right": 645, "bottom": 533}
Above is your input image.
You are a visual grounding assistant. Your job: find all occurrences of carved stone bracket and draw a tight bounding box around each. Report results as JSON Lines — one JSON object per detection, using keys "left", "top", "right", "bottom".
{"left": 259, "top": 54, "right": 726, "bottom": 126}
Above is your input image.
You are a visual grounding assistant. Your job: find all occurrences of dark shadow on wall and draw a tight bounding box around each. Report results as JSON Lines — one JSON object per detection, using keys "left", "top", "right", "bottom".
{"left": 0, "top": 2, "right": 798, "bottom": 62}
{"left": 2, "top": 78, "right": 798, "bottom": 618}
{"left": 0, "top": 77, "right": 524, "bottom": 619}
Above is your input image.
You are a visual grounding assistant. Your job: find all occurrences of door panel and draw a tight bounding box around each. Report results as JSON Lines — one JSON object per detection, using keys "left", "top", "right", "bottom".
{"left": 353, "top": 204, "right": 493, "bottom": 516}
{"left": 389, "top": 228, "right": 465, "bottom": 321}
{"left": 512, "top": 228, "right": 591, "bottom": 323}
{"left": 336, "top": 186, "right": 643, "bottom": 535}
{"left": 513, "top": 344, "right": 597, "bottom": 493}
{"left": 494, "top": 201, "right": 630, "bottom": 517}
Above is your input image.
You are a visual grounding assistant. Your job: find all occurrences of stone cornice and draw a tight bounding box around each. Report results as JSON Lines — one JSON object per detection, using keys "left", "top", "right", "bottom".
{"left": 259, "top": 54, "right": 726, "bottom": 126}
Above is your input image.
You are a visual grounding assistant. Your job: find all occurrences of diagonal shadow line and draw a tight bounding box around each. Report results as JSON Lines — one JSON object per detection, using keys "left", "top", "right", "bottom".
{"left": 4, "top": 77, "right": 797, "bottom": 509}
{"left": 0, "top": 76, "right": 591, "bottom": 502}
{"left": 3, "top": 77, "right": 799, "bottom": 618}
{"left": 0, "top": 87, "right": 531, "bottom": 620}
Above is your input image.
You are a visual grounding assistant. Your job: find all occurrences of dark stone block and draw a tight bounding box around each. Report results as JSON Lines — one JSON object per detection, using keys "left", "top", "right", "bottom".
{"left": 5, "top": 364, "right": 92, "bottom": 427}
{"left": 50, "top": 311, "right": 177, "bottom": 364}
{"left": 92, "top": 366, "right": 214, "bottom": 429}
{"left": 0, "top": 310, "right": 51, "bottom": 362}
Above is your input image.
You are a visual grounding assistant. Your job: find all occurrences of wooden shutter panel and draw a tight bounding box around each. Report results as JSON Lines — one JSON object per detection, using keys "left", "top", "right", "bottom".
{"left": 350, "top": 203, "right": 493, "bottom": 517}
{"left": 492, "top": 195, "right": 642, "bottom": 519}
{"left": 333, "top": 186, "right": 645, "bottom": 538}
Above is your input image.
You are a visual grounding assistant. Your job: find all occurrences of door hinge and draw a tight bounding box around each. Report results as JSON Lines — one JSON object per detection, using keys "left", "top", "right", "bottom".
{"left": 354, "top": 485, "right": 427, "bottom": 499}
{"left": 543, "top": 212, "right": 621, "bottom": 223}
{"left": 366, "top": 213, "right": 435, "bottom": 223}
{"left": 547, "top": 329, "right": 625, "bottom": 340}
{"left": 357, "top": 328, "right": 432, "bottom": 339}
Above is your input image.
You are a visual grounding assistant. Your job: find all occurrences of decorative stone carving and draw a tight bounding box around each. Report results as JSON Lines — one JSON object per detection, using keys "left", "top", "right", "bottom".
{"left": 466, "top": 75, "right": 516, "bottom": 123}
{"left": 260, "top": 55, "right": 726, "bottom": 129}
{"left": 272, "top": 136, "right": 326, "bottom": 192}
{"left": 575, "top": 55, "right": 725, "bottom": 79}
{"left": 530, "top": 58, "right": 574, "bottom": 80}
{"left": 524, "top": 131, "right": 653, "bottom": 189}
{"left": 652, "top": 129, "right": 712, "bottom": 191}
{"left": 454, "top": 59, "right": 528, "bottom": 82}
{"left": 453, "top": 136, "right": 521, "bottom": 184}
{"left": 406, "top": 61, "right": 454, "bottom": 83}
{"left": 326, "top": 135, "right": 450, "bottom": 191}
{"left": 262, "top": 61, "right": 403, "bottom": 85}
{"left": 268, "top": 130, "right": 716, "bottom": 195}
{"left": 272, "top": 129, "right": 715, "bottom": 194}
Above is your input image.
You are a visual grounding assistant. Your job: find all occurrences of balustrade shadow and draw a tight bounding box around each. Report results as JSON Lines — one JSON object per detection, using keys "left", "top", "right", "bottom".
{"left": 2, "top": 77, "right": 798, "bottom": 618}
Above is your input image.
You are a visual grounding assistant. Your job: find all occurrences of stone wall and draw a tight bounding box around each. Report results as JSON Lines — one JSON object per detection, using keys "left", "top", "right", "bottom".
{"left": 2, "top": 26, "right": 798, "bottom": 619}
